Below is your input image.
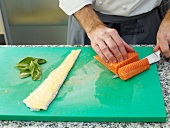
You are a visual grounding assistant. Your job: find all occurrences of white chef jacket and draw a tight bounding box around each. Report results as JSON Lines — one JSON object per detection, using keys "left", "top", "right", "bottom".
{"left": 59, "top": 0, "right": 162, "bottom": 17}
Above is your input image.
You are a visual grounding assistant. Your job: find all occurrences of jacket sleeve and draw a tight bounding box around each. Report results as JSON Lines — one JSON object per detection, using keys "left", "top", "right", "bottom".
{"left": 59, "top": 0, "right": 93, "bottom": 15}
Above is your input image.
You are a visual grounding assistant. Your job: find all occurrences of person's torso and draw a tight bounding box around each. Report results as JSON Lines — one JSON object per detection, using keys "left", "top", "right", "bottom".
{"left": 92, "top": 0, "right": 162, "bottom": 16}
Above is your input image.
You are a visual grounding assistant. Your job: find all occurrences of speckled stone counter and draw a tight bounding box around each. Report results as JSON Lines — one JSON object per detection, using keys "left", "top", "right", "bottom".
{"left": 0, "top": 45, "right": 170, "bottom": 128}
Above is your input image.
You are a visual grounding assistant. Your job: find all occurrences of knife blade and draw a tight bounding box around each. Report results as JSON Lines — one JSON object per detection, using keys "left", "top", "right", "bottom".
{"left": 113, "top": 50, "right": 161, "bottom": 79}
{"left": 146, "top": 50, "right": 161, "bottom": 64}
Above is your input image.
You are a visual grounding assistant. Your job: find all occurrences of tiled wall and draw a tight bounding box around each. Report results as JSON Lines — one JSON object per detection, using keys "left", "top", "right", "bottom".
{"left": 0, "top": 12, "right": 3, "bottom": 34}
{"left": 0, "top": 0, "right": 68, "bottom": 45}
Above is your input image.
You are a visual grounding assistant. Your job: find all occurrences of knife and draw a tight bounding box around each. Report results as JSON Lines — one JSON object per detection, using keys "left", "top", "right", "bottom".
{"left": 113, "top": 50, "right": 161, "bottom": 80}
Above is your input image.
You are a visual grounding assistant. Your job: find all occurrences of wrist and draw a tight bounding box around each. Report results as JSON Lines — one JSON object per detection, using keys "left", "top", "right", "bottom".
{"left": 73, "top": 4, "right": 106, "bottom": 37}
{"left": 86, "top": 23, "right": 106, "bottom": 38}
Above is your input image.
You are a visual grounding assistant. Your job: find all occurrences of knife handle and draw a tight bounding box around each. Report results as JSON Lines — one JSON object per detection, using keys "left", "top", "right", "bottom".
{"left": 118, "top": 58, "right": 150, "bottom": 80}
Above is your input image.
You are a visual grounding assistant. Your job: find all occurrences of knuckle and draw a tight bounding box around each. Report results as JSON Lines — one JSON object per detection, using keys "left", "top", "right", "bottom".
{"left": 114, "top": 51, "right": 122, "bottom": 58}
{"left": 117, "top": 42, "right": 123, "bottom": 47}
{"left": 101, "top": 31, "right": 107, "bottom": 37}
{"left": 109, "top": 29, "right": 117, "bottom": 35}
{"left": 91, "top": 44, "right": 99, "bottom": 52}
{"left": 95, "top": 48, "right": 100, "bottom": 54}
{"left": 110, "top": 44, "right": 117, "bottom": 50}
{"left": 94, "top": 36, "right": 100, "bottom": 41}
{"left": 115, "top": 53, "right": 121, "bottom": 58}
{"left": 105, "top": 53, "right": 115, "bottom": 61}
{"left": 100, "top": 45, "right": 108, "bottom": 51}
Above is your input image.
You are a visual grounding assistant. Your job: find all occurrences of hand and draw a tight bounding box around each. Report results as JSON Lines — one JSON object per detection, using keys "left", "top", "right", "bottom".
{"left": 88, "top": 25, "right": 134, "bottom": 63}
{"left": 154, "top": 23, "right": 170, "bottom": 58}
{"left": 154, "top": 10, "right": 170, "bottom": 58}
{"left": 73, "top": 4, "right": 134, "bottom": 62}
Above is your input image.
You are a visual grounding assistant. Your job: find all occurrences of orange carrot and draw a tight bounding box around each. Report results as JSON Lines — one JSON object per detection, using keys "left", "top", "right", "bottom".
{"left": 118, "top": 58, "right": 150, "bottom": 80}
{"left": 94, "top": 52, "right": 139, "bottom": 74}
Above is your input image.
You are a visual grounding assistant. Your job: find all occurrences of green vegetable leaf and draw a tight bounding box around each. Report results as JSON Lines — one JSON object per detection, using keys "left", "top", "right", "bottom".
{"left": 31, "top": 69, "right": 42, "bottom": 81}
{"left": 16, "top": 57, "right": 34, "bottom": 66}
{"left": 15, "top": 57, "right": 47, "bottom": 81}
{"left": 20, "top": 69, "right": 31, "bottom": 78}
{"left": 15, "top": 57, "right": 35, "bottom": 70}
{"left": 36, "top": 58, "right": 47, "bottom": 64}
{"left": 14, "top": 65, "right": 29, "bottom": 70}
{"left": 30, "top": 60, "right": 42, "bottom": 80}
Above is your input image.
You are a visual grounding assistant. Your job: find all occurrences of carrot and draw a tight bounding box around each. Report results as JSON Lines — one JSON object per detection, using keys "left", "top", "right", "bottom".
{"left": 94, "top": 52, "right": 139, "bottom": 74}
{"left": 118, "top": 58, "right": 150, "bottom": 80}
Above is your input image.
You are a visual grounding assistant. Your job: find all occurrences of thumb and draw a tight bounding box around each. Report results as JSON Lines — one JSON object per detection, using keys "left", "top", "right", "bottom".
{"left": 154, "top": 39, "right": 160, "bottom": 52}
{"left": 154, "top": 44, "right": 160, "bottom": 52}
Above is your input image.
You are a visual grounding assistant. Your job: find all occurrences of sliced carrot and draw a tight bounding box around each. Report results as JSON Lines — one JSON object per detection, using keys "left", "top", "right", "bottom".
{"left": 118, "top": 58, "right": 150, "bottom": 80}
{"left": 94, "top": 52, "right": 139, "bottom": 74}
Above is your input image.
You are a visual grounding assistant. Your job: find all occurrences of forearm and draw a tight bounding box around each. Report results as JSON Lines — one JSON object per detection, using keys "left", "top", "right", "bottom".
{"left": 73, "top": 5, "right": 105, "bottom": 36}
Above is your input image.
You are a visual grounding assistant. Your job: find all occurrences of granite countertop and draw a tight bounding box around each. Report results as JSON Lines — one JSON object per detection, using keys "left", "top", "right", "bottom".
{"left": 0, "top": 45, "right": 170, "bottom": 128}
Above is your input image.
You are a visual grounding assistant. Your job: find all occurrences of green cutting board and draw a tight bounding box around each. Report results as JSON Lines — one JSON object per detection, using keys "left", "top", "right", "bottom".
{"left": 0, "top": 46, "right": 166, "bottom": 122}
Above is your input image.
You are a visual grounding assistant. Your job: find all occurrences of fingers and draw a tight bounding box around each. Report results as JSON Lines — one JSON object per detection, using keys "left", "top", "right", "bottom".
{"left": 107, "top": 29, "right": 134, "bottom": 61}
{"left": 156, "top": 34, "right": 170, "bottom": 58}
{"left": 156, "top": 17, "right": 170, "bottom": 58}
{"left": 159, "top": 39, "right": 170, "bottom": 58}
{"left": 96, "top": 40, "right": 117, "bottom": 62}
{"left": 91, "top": 43, "right": 109, "bottom": 62}
{"left": 122, "top": 41, "right": 135, "bottom": 52}
{"left": 101, "top": 31, "right": 125, "bottom": 62}
{"left": 99, "top": 29, "right": 130, "bottom": 62}
{"left": 154, "top": 44, "right": 160, "bottom": 52}
{"left": 89, "top": 27, "right": 131, "bottom": 63}
{"left": 106, "top": 29, "right": 127, "bottom": 61}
